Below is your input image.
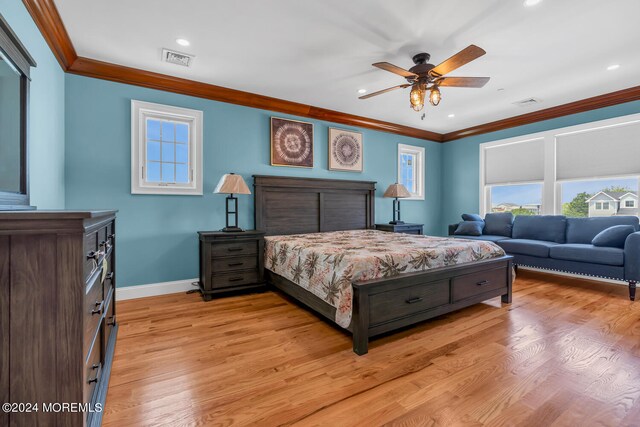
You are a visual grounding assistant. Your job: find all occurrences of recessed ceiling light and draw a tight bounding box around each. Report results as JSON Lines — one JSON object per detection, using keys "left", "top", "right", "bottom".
{"left": 607, "top": 64, "right": 620, "bottom": 71}
{"left": 176, "top": 38, "right": 190, "bottom": 47}
{"left": 448, "top": 114, "right": 455, "bottom": 118}
{"left": 523, "top": 0, "right": 542, "bottom": 6}
{"left": 358, "top": 89, "right": 367, "bottom": 94}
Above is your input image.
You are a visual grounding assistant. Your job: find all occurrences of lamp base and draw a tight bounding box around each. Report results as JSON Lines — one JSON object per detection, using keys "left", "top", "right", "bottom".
{"left": 388, "top": 220, "right": 405, "bottom": 225}
{"left": 221, "top": 226, "right": 245, "bottom": 232}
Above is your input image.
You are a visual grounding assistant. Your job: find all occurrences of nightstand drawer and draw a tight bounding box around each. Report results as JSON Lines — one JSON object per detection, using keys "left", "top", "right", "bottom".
{"left": 212, "top": 255, "right": 258, "bottom": 273}
{"left": 212, "top": 271, "right": 260, "bottom": 289}
{"left": 211, "top": 240, "right": 258, "bottom": 258}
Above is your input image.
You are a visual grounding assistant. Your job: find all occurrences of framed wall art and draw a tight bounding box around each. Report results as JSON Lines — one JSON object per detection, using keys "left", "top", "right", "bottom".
{"left": 270, "top": 117, "right": 314, "bottom": 168}
{"left": 328, "top": 128, "right": 363, "bottom": 172}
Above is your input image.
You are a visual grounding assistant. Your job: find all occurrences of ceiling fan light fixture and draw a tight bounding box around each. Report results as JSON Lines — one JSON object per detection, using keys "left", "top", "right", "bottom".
{"left": 429, "top": 86, "right": 441, "bottom": 106}
{"left": 409, "top": 84, "right": 425, "bottom": 112}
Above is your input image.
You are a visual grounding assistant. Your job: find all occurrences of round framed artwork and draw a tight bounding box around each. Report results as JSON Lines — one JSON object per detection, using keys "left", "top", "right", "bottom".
{"left": 329, "top": 128, "right": 363, "bottom": 172}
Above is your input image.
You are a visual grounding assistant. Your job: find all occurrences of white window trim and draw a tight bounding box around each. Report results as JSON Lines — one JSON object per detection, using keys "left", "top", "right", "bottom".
{"left": 397, "top": 143, "right": 425, "bottom": 200}
{"left": 479, "top": 112, "right": 640, "bottom": 216}
{"left": 131, "top": 100, "right": 203, "bottom": 195}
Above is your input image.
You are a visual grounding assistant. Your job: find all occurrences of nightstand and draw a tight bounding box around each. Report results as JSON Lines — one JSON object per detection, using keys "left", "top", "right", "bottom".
{"left": 198, "top": 230, "right": 266, "bottom": 301}
{"left": 375, "top": 223, "right": 424, "bottom": 235}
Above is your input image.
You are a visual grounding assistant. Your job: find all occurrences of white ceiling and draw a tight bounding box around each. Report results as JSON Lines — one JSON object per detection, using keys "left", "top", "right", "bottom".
{"left": 54, "top": 0, "right": 640, "bottom": 134}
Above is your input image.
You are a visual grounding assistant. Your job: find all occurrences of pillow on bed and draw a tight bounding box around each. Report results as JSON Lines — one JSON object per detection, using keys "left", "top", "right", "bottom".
{"left": 461, "top": 213, "right": 484, "bottom": 222}
{"left": 592, "top": 225, "right": 635, "bottom": 248}
{"left": 454, "top": 221, "right": 484, "bottom": 236}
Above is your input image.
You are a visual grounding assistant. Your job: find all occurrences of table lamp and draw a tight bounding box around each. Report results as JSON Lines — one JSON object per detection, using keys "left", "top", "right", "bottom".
{"left": 214, "top": 173, "right": 251, "bottom": 232}
{"left": 383, "top": 183, "right": 411, "bottom": 225}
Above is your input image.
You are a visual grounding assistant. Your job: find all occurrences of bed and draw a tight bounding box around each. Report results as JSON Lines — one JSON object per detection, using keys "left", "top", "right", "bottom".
{"left": 254, "top": 175, "right": 513, "bottom": 355}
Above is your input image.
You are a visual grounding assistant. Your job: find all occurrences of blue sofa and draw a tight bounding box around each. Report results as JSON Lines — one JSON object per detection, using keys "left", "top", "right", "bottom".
{"left": 449, "top": 214, "right": 639, "bottom": 301}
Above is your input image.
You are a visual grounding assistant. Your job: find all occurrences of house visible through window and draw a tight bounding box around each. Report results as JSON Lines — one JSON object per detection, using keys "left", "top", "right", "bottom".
{"left": 561, "top": 177, "right": 638, "bottom": 217}
{"left": 131, "top": 100, "right": 203, "bottom": 195}
{"left": 398, "top": 144, "right": 425, "bottom": 200}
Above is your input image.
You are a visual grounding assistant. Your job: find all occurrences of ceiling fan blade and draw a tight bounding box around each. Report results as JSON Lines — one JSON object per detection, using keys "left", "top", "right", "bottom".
{"left": 372, "top": 62, "right": 418, "bottom": 79}
{"left": 359, "top": 84, "right": 410, "bottom": 99}
{"left": 429, "top": 45, "right": 486, "bottom": 77}
{"left": 437, "top": 77, "right": 490, "bottom": 88}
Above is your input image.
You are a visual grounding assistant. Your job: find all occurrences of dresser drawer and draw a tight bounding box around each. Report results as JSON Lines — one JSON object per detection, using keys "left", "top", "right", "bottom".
{"left": 211, "top": 240, "right": 258, "bottom": 258}
{"left": 83, "top": 231, "right": 99, "bottom": 280}
{"left": 102, "top": 287, "right": 116, "bottom": 360}
{"left": 369, "top": 280, "right": 450, "bottom": 326}
{"left": 84, "top": 336, "right": 102, "bottom": 405}
{"left": 84, "top": 272, "right": 104, "bottom": 358}
{"left": 212, "top": 255, "right": 258, "bottom": 273}
{"left": 451, "top": 267, "right": 508, "bottom": 302}
{"left": 211, "top": 271, "right": 260, "bottom": 289}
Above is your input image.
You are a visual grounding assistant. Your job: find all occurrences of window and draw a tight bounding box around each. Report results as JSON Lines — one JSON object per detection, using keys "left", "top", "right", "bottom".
{"left": 480, "top": 113, "right": 640, "bottom": 218}
{"left": 398, "top": 144, "right": 425, "bottom": 200}
{"left": 131, "top": 100, "right": 203, "bottom": 195}
{"left": 0, "top": 15, "right": 36, "bottom": 209}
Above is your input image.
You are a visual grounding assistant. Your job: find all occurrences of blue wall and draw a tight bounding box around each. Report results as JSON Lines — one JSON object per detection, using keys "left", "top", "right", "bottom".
{"left": 65, "top": 74, "right": 442, "bottom": 286}
{"left": 440, "top": 100, "right": 640, "bottom": 234}
{"left": 2, "top": 0, "right": 66, "bottom": 208}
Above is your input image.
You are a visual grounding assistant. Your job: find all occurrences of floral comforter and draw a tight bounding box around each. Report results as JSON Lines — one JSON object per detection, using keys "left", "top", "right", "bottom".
{"left": 264, "top": 230, "right": 506, "bottom": 328}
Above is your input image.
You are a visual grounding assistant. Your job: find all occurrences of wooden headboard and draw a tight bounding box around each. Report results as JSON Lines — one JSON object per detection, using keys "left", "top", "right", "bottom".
{"left": 253, "top": 175, "right": 376, "bottom": 236}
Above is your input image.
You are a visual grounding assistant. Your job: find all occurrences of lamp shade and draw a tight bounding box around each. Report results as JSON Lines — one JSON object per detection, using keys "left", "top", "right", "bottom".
{"left": 383, "top": 183, "right": 411, "bottom": 198}
{"left": 213, "top": 173, "right": 251, "bottom": 195}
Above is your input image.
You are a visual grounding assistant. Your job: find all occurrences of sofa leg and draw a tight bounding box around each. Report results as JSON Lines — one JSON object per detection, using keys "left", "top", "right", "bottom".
{"left": 629, "top": 281, "right": 636, "bottom": 302}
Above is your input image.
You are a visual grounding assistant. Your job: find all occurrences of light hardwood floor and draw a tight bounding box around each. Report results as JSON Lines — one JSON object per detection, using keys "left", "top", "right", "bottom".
{"left": 103, "top": 270, "right": 640, "bottom": 426}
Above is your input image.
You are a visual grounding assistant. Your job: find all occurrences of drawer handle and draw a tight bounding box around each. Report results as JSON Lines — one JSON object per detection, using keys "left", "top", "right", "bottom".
{"left": 107, "top": 316, "right": 116, "bottom": 326}
{"left": 228, "top": 247, "right": 244, "bottom": 252}
{"left": 477, "top": 280, "right": 489, "bottom": 286}
{"left": 91, "top": 300, "right": 104, "bottom": 315}
{"left": 87, "top": 250, "right": 105, "bottom": 261}
{"left": 228, "top": 262, "right": 244, "bottom": 267}
{"left": 228, "top": 277, "right": 244, "bottom": 282}
{"left": 406, "top": 297, "right": 423, "bottom": 304}
{"left": 105, "top": 272, "right": 114, "bottom": 281}
{"left": 91, "top": 364, "right": 99, "bottom": 370}
{"left": 88, "top": 377, "right": 98, "bottom": 384}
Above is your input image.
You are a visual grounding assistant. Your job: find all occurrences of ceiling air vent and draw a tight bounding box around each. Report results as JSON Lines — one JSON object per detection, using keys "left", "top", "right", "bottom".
{"left": 513, "top": 97, "right": 541, "bottom": 107}
{"left": 162, "top": 49, "right": 194, "bottom": 67}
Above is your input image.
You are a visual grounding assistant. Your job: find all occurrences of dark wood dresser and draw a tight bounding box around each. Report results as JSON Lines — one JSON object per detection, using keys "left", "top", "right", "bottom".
{"left": 198, "top": 230, "right": 265, "bottom": 300}
{"left": 0, "top": 210, "right": 118, "bottom": 427}
{"left": 375, "top": 223, "right": 424, "bottom": 235}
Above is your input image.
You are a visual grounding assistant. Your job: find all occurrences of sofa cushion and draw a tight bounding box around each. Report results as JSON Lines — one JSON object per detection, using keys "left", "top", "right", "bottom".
{"left": 592, "top": 225, "right": 636, "bottom": 248}
{"left": 512, "top": 215, "right": 567, "bottom": 243}
{"left": 566, "top": 216, "right": 640, "bottom": 244}
{"left": 483, "top": 212, "right": 513, "bottom": 237}
{"left": 453, "top": 235, "right": 511, "bottom": 243}
{"left": 497, "top": 239, "right": 559, "bottom": 258}
{"left": 549, "top": 244, "right": 624, "bottom": 266}
{"left": 461, "top": 213, "right": 484, "bottom": 222}
{"left": 454, "top": 221, "right": 484, "bottom": 236}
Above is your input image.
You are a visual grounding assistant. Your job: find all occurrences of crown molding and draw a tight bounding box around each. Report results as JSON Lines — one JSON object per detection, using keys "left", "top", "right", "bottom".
{"left": 22, "top": 0, "right": 640, "bottom": 144}
{"left": 441, "top": 85, "right": 640, "bottom": 141}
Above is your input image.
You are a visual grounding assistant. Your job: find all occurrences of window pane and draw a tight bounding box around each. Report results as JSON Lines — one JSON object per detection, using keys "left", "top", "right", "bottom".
{"left": 147, "top": 141, "right": 160, "bottom": 161}
{"left": 147, "top": 161, "right": 160, "bottom": 182}
{"left": 400, "top": 153, "right": 415, "bottom": 193}
{"left": 162, "top": 122, "right": 175, "bottom": 141}
{"left": 176, "top": 164, "right": 189, "bottom": 183}
{"left": 561, "top": 177, "right": 638, "bottom": 218}
{"left": 147, "top": 119, "right": 161, "bottom": 140}
{"left": 176, "top": 123, "right": 188, "bottom": 143}
{"left": 490, "top": 183, "right": 542, "bottom": 216}
{"left": 161, "top": 163, "right": 175, "bottom": 182}
{"left": 162, "top": 143, "right": 175, "bottom": 162}
{"left": 176, "top": 143, "right": 188, "bottom": 163}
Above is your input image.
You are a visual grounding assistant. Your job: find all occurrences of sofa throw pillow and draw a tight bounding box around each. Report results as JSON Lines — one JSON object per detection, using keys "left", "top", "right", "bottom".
{"left": 592, "top": 225, "right": 636, "bottom": 248}
{"left": 454, "top": 221, "right": 484, "bottom": 236}
{"left": 483, "top": 212, "right": 514, "bottom": 237}
{"left": 461, "top": 213, "right": 484, "bottom": 222}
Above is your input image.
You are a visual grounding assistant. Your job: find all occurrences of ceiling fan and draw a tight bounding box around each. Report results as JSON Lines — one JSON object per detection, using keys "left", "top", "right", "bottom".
{"left": 360, "top": 45, "right": 490, "bottom": 112}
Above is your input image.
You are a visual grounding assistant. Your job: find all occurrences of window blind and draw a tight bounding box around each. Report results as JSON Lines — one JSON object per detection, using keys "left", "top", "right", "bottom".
{"left": 556, "top": 121, "right": 640, "bottom": 180}
{"left": 484, "top": 138, "right": 545, "bottom": 185}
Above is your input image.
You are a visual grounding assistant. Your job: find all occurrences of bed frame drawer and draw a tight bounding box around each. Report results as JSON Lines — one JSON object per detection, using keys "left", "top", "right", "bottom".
{"left": 369, "top": 280, "right": 450, "bottom": 326}
{"left": 211, "top": 241, "right": 258, "bottom": 258}
{"left": 451, "top": 267, "right": 508, "bottom": 302}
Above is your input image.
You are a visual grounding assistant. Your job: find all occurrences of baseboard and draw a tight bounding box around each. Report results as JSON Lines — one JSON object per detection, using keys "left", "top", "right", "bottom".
{"left": 116, "top": 278, "right": 199, "bottom": 301}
